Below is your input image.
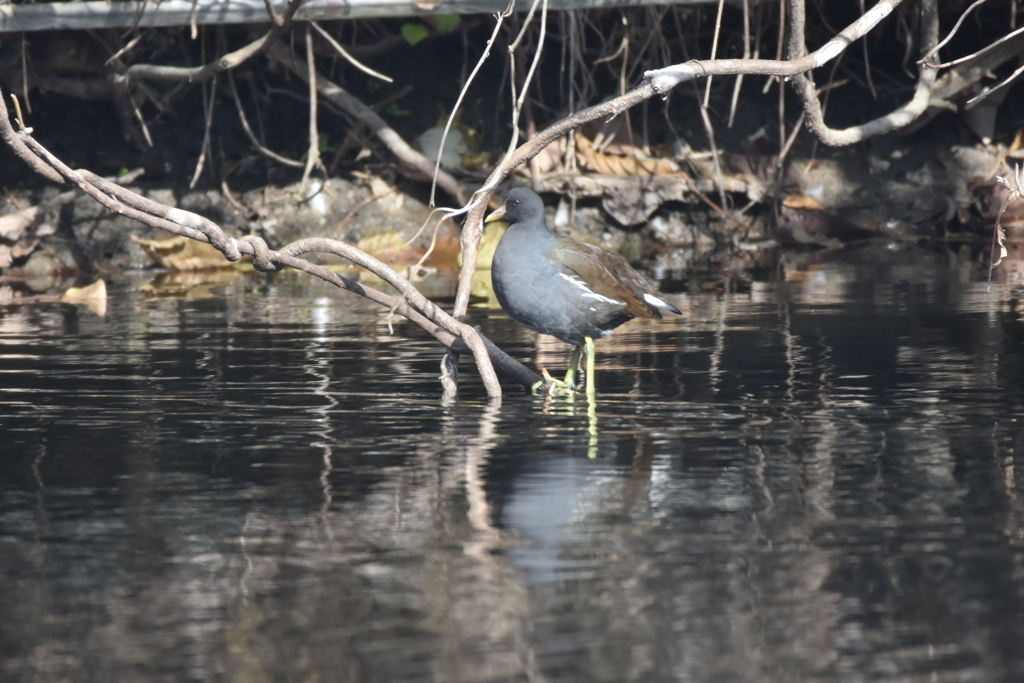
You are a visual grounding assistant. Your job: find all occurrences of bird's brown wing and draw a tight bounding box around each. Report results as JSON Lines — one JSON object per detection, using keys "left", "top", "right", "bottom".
{"left": 549, "top": 237, "right": 662, "bottom": 319}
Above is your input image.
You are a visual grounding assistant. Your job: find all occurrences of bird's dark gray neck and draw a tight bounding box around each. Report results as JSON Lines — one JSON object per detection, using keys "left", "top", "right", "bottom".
{"left": 501, "top": 222, "right": 553, "bottom": 255}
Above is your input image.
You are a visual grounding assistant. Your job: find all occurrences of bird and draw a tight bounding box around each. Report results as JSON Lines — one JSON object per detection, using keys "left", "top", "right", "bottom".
{"left": 486, "top": 187, "right": 681, "bottom": 399}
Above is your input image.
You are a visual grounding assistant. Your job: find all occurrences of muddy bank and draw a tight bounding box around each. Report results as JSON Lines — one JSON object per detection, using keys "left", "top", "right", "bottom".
{"left": 0, "top": 126, "right": 1008, "bottom": 298}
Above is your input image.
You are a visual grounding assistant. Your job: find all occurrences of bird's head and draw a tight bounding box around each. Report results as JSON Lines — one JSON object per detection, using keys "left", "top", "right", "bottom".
{"left": 485, "top": 187, "right": 546, "bottom": 226}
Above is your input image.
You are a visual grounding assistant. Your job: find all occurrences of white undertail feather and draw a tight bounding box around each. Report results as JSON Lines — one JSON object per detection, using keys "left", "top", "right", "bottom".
{"left": 643, "top": 292, "right": 672, "bottom": 310}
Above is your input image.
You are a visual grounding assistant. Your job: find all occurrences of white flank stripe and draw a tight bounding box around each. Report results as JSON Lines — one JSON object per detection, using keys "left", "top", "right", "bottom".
{"left": 559, "top": 273, "right": 623, "bottom": 306}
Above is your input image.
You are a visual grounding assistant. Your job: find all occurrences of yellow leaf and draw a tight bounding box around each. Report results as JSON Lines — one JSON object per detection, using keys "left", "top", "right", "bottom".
{"left": 460, "top": 222, "right": 506, "bottom": 270}
{"left": 1010, "top": 129, "right": 1024, "bottom": 155}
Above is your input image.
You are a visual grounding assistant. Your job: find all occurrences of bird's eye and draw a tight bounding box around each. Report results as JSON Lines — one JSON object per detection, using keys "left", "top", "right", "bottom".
{"left": 512, "top": 199, "right": 521, "bottom": 206}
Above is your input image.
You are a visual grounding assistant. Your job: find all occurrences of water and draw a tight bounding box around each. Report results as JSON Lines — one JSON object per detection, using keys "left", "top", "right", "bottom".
{"left": 2, "top": 244, "right": 1024, "bottom": 682}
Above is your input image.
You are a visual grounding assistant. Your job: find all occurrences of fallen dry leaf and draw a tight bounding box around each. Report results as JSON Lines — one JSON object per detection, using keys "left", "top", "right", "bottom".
{"left": 531, "top": 137, "right": 569, "bottom": 174}
{"left": 61, "top": 278, "right": 107, "bottom": 316}
{"left": 782, "top": 194, "right": 824, "bottom": 210}
{"left": 357, "top": 230, "right": 424, "bottom": 266}
{"left": 11, "top": 238, "right": 40, "bottom": 260}
{"left": 61, "top": 278, "right": 107, "bottom": 302}
{"left": 131, "top": 233, "right": 233, "bottom": 270}
{"left": 576, "top": 135, "right": 681, "bottom": 178}
{"left": 0, "top": 205, "right": 41, "bottom": 240}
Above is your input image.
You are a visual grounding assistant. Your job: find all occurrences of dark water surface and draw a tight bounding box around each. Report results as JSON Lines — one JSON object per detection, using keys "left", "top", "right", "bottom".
{"left": 3, "top": 245, "right": 1024, "bottom": 682}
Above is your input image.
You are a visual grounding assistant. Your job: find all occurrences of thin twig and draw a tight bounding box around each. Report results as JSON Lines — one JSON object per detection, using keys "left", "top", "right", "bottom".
{"left": 126, "top": 87, "right": 154, "bottom": 148}
{"left": 919, "top": 0, "right": 989, "bottom": 66}
{"left": 190, "top": 0, "right": 199, "bottom": 39}
{"left": 106, "top": 33, "right": 144, "bottom": 65}
{"left": 221, "top": 179, "right": 256, "bottom": 219}
{"left": 20, "top": 35, "right": 31, "bottom": 115}
{"left": 300, "top": 26, "right": 322, "bottom": 195}
{"left": 695, "top": 93, "right": 728, "bottom": 211}
{"left": 500, "top": 0, "right": 550, "bottom": 199}
{"left": 189, "top": 74, "right": 218, "bottom": 189}
{"left": 703, "top": 0, "right": 726, "bottom": 109}
{"left": 989, "top": 165, "right": 1021, "bottom": 282}
{"left": 859, "top": 0, "right": 877, "bottom": 99}
{"left": 429, "top": 0, "right": 513, "bottom": 206}
{"left": 727, "top": 0, "right": 750, "bottom": 128}
{"left": 310, "top": 21, "right": 393, "bottom": 83}
{"left": 228, "top": 69, "right": 304, "bottom": 168}
{"left": 926, "top": 15, "right": 1024, "bottom": 71}
{"left": 966, "top": 61, "right": 1024, "bottom": 108}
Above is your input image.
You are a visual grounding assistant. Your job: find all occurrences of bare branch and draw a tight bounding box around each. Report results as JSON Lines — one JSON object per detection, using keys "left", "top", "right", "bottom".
{"left": 645, "top": 0, "right": 903, "bottom": 95}
{"left": 1, "top": 97, "right": 64, "bottom": 184}
{"left": 931, "top": 27, "right": 1024, "bottom": 104}
{"left": 726, "top": 0, "right": 751, "bottom": 128}
{"left": 0, "top": 88, "right": 526, "bottom": 397}
{"left": 117, "top": 0, "right": 303, "bottom": 85}
{"left": 791, "top": 0, "right": 935, "bottom": 146}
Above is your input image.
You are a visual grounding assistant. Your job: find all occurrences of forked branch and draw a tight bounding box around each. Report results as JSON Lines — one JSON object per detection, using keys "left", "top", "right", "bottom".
{"left": 0, "top": 88, "right": 532, "bottom": 400}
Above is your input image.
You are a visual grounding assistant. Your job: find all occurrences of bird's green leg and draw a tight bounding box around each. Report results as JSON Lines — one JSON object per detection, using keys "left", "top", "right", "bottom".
{"left": 584, "top": 336, "right": 596, "bottom": 403}
{"left": 562, "top": 345, "right": 584, "bottom": 389}
{"left": 531, "top": 345, "right": 583, "bottom": 396}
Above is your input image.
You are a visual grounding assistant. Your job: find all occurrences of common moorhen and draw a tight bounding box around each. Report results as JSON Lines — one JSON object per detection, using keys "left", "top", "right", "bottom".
{"left": 486, "top": 187, "right": 680, "bottom": 398}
